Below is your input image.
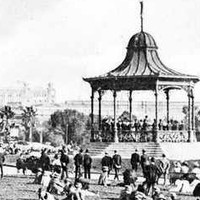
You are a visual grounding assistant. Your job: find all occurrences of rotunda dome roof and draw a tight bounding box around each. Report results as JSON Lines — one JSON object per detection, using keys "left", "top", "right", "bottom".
{"left": 127, "top": 31, "right": 157, "bottom": 49}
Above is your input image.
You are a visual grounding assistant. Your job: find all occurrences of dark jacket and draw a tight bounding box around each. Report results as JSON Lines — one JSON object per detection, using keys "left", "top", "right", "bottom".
{"left": 131, "top": 153, "right": 140, "bottom": 165}
{"left": 145, "top": 163, "right": 160, "bottom": 184}
{"left": 112, "top": 154, "right": 122, "bottom": 168}
{"left": 74, "top": 153, "right": 83, "bottom": 166}
{"left": 40, "top": 152, "right": 50, "bottom": 170}
{"left": 83, "top": 154, "right": 92, "bottom": 167}
{"left": 140, "top": 154, "right": 148, "bottom": 167}
{"left": 0, "top": 153, "right": 5, "bottom": 165}
{"left": 101, "top": 155, "right": 112, "bottom": 169}
{"left": 60, "top": 153, "right": 69, "bottom": 166}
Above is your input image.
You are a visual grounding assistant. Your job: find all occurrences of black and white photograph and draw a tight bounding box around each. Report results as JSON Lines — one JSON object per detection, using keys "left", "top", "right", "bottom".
{"left": 0, "top": 0, "right": 200, "bottom": 199}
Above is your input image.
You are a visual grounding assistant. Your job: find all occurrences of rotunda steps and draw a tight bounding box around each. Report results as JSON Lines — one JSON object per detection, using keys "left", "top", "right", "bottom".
{"left": 85, "top": 142, "right": 164, "bottom": 159}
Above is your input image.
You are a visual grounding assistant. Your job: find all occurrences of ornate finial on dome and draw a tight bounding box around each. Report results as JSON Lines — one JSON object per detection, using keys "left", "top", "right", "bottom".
{"left": 140, "top": 1, "right": 144, "bottom": 32}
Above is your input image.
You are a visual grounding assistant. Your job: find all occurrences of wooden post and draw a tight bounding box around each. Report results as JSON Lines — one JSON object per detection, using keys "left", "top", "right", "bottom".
{"left": 191, "top": 92, "right": 195, "bottom": 131}
{"left": 154, "top": 88, "right": 158, "bottom": 142}
{"left": 129, "top": 90, "right": 133, "bottom": 132}
{"left": 98, "top": 90, "right": 102, "bottom": 131}
{"left": 165, "top": 90, "right": 169, "bottom": 125}
{"left": 188, "top": 88, "right": 191, "bottom": 142}
{"left": 91, "top": 88, "right": 94, "bottom": 142}
{"left": 113, "top": 90, "right": 118, "bottom": 143}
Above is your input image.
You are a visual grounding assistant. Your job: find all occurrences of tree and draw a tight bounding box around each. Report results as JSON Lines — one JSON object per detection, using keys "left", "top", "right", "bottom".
{"left": 49, "top": 109, "right": 90, "bottom": 145}
{"left": 182, "top": 105, "right": 200, "bottom": 132}
{"left": 0, "top": 106, "right": 15, "bottom": 142}
{"left": 21, "top": 106, "right": 37, "bottom": 142}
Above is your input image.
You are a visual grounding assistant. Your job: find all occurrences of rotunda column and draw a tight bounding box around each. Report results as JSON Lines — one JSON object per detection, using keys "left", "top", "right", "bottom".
{"left": 98, "top": 90, "right": 102, "bottom": 131}
{"left": 187, "top": 88, "right": 192, "bottom": 142}
{"left": 129, "top": 90, "right": 133, "bottom": 132}
{"left": 90, "top": 88, "right": 95, "bottom": 142}
{"left": 165, "top": 90, "right": 170, "bottom": 126}
{"left": 113, "top": 90, "right": 118, "bottom": 143}
{"left": 154, "top": 88, "right": 159, "bottom": 142}
{"left": 191, "top": 91, "right": 195, "bottom": 131}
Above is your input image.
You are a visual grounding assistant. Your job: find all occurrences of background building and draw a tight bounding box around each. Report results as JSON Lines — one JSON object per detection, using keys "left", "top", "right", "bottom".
{"left": 0, "top": 82, "right": 56, "bottom": 106}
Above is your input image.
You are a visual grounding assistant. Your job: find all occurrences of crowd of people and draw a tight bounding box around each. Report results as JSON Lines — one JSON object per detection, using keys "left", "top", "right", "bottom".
{"left": 1, "top": 141, "right": 200, "bottom": 199}
{"left": 99, "top": 116, "right": 187, "bottom": 143}
{"left": 95, "top": 148, "right": 200, "bottom": 199}
{"left": 19, "top": 146, "right": 96, "bottom": 200}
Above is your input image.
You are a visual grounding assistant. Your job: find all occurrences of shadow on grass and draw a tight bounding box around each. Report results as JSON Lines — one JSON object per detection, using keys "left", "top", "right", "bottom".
{"left": 17, "top": 199, "right": 37, "bottom": 200}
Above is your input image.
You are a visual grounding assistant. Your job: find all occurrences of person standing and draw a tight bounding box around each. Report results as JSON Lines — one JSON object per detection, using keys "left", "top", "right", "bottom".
{"left": 74, "top": 149, "right": 84, "bottom": 179}
{"left": 40, "top": 148, "right": 51, "bottom": 172}
{"left": 52, "top": 152, "right": 62, "bottom": 167}
{"left": 112, "top": 150, "right": 122, "bottom": 181}
{"left": 145, "top": 157, "right": 161, "bottom": 195}
{"left": 160, "top": 154, "right": 170, "bottom": 186}
{"left": 83, "top": 149, "right": 92, "bottom": 179}
{"left": 140, "top": 149, "right": 148, "bottom": 176}
{"left": 60, "top": 149, "right": 70, "bottom": 179}
{"left": 130, "top": 149, "right": 140, "bottom": 172}
{"left": 101, "top": 152, "right": 112, "bottom": 177}
{"left": 0, "top": 143, "right": 5, "bottom": 178}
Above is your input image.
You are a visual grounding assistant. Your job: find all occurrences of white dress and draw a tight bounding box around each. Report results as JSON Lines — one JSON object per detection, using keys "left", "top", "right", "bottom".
{"left": 41, "top": 171, "right": 52, "bottom": 188}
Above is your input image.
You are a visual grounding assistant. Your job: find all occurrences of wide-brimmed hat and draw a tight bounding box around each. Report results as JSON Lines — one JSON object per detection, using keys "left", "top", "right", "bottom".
{"left": 157, "top": 193, "right": 166, "bottom": 200}
{"left": 182, "top": 161, "right": 189, "bottom": 166}
{"left": 193, "top": 161, "right": 200, "bottom": 167}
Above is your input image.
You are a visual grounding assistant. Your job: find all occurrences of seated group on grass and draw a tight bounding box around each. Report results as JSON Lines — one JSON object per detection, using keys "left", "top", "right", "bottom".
{"left": 119, "top": 156, "right": 200, "bottom": 200}
{"left": 14, "top": 144, "right": 200, "bottom": 200}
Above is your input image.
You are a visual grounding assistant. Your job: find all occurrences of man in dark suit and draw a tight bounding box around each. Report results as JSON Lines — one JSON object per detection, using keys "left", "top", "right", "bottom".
{"left": 74, "top": 149, "right": 83, "bottom": 179}
{"left": 145, "top": 157, "right": 160, "bottom": 195}
{"left": 0, "top": 144, "right": 5, "bottom": 178}
{"left": 39, "top": 148, "right": 51, "bottom": 172}
{"left": 140, "top": 149, "right": 148, "bottom": 176}
{"left": 101, "top": 152, "right": 112, "bottom": 177}
{"left": 60, "top": 148, "right": 70, "bottom": 180}
{"left": 131, "top": 149, "right": 140, "bottom": 172}
{"left": 83, "top": 149, "right": 92, "bottom": 179}
{"left": 112, "top": 150, "right": 122, "bottom": 181}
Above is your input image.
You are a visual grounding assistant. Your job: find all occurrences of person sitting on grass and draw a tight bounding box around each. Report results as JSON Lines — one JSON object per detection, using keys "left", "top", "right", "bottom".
{"left": 152, "top": 186, "right": 161, "bottom": 200}
{"left": 131, "top": 184, "right": 152, "bottom": 200}
{"left": 119, "top": 185, "right": 135, "bottom": 200}
{"left": 48, "top": 167, "right": 64, "bottom": 195}
{"left": 172, "top": 162, "right": 181, "bottom": 173}
{"left": 63, "top": 181, "right": 85, "bottom": 200}
{"left": 191, "top": 162, "right": 200, "bottom": 180}
{"left": 38, "top": 188, "right": 57, "bottom": 200}
{"left": 156, "top": 193, "right": 166, "bottom": 200}
{"left": 122, "top": 169, "right": 137, "bottom": 186}
{"left": 181, "top": 161, "right": 189, "bottom": 174}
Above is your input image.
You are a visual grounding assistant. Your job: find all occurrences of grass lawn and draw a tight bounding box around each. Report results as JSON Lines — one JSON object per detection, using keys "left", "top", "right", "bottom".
{"left": 0, "top": 175, "right": 198, "bottom": 200}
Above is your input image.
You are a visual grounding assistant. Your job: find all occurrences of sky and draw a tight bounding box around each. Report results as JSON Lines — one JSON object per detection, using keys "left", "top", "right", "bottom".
{"left": 0, "top": 0, "right": 200, "bottom": 103}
